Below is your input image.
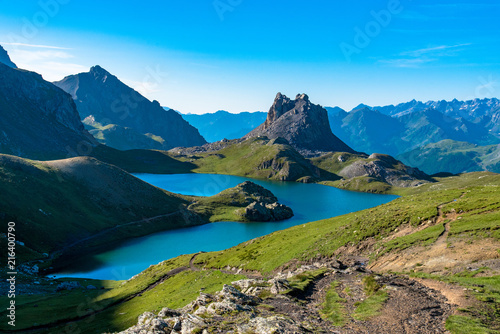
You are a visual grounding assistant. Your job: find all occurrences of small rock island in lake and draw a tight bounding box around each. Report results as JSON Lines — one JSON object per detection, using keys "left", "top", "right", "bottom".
{"left": 238, "top": 181, "right": 294, "bottom": 222}
{"left": 191, "top": 181, "right": 293, "bottom": 222}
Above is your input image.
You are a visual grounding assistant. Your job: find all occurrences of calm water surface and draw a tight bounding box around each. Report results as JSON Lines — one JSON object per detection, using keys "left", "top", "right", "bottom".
{"left": 55, "top": 174, "right": 397, "bottom": 280}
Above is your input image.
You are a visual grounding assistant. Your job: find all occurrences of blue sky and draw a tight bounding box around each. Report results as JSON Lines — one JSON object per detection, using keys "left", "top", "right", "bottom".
{"left": 0, "top": 0, "right": 499, "bottom": 114}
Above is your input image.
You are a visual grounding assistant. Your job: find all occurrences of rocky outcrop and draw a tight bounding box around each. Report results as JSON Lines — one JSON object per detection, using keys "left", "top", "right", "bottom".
{"left": 245, "top": 93, "right": 354, "bottom": 155}
{"left": 338, "top": 153, "right": 432, "bottom": 187}
{"left": 0, "top": 62, "right": 97, "bottom": 159}
{"left": 0, "top": 45, "right": 17, "bottom": 68}
{"left": 118, "top": 279, "right": 304, "bottom": 334}
{"left": 54, "top": 65, "right": 206, "bottom": 150}
{"left": 244, "top": 201, "right": 293, "bottom": 222}
{"left": 232, "top": 181, "right": 294, "bottom": 221}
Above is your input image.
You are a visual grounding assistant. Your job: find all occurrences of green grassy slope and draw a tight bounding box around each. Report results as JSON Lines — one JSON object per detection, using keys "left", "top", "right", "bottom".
{"left": 8, "top": 172, "right": 498, "bottom": 333}
{"left": 171, "top": 137, "right": 322, "bottom": 182}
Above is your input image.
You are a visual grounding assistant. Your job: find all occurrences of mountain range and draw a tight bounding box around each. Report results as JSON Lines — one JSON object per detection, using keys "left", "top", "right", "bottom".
{"left": 54, "top": 66, "right": 207, "bottom": 150}
{"left": 182, "top": 97, "right": 500, "bottom": 174}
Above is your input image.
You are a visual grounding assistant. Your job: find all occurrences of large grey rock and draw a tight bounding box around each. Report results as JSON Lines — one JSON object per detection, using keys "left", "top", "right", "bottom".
{"left": 243, "top": 201, "right": 293, "bottom": 222}
{"left": 238, "top": 316, "right": 304, "bottom": 334}
{"left": 118, "top": 312, "right": 171, "bottom": 334}
{"left": 245, "top": 93, "right": 354, "bottom": 154}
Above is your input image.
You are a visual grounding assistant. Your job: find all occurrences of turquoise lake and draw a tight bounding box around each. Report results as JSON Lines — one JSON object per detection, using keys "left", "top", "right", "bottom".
{"left": 55, "top": 174, "right": 398, "bottom": 280}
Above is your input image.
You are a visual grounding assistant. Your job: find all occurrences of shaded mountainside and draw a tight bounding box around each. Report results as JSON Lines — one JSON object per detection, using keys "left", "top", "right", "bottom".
{"left": 0, "top": 45, "right": 16, "bottom": 68}
{"left": 0, "top": 63, "right": 97, "bottom": 160}
{"left": 398, "top": 139, "right": 500, "bottom": 175}
{"left": 0, "top": 154, "right": 291, "bottom": 271}
{"left": 0, "top": 154, "right": 193, "bottom": 265}
{"left": 84, "top": 119, "right": 168, "bottom": 151}
{"left": 10, "top": 172, "right": 499, "bottom": 333}
{"left": 181, "top": 110, "right": 267, "bottom": 143}
{"left": 53, "top": 66, "right": 206, "bottom": 150}
{"left": 246, "top": 93, "right": 354, "bottom": 155}
{"left": 328, "top": 107, "right": 404, "bottom": 156}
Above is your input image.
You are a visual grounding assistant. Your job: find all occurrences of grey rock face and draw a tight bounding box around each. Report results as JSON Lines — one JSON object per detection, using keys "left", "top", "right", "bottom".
{"left": 0, "top": 45, "right": 17, "bottom": 68}
{"left": 0, "top": 63, "right": 96, "bottom": 159}
{"left": 54, "top": 65, "right": 206, "bottom": 150}
{"left": 246, "top": 93, "right": 354, "bottom": 154}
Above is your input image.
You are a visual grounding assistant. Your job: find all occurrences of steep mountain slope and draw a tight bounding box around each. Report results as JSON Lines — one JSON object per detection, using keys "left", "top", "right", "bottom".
{"left": 0, "top": 45, "right": 16, "bottom": 68}
{"left": 53, "top": 66, "right": 206, "bottom": 149}
{"left": 245, "top": 93, "right": 354, "bottom": 154}
{"left": 0, "top": 154, "right": 193, "bottom": 262}
{"left": 0, "top": 62, "right": 97, "bottom": 159}
{"left": 181, "top": 110, "right": 267, "bottom": 142}
{"left": 328, "top": 107, "right": 404, "bottom": 156}
{"left": 398, "top": 139, "right": 500, "bottom": 174}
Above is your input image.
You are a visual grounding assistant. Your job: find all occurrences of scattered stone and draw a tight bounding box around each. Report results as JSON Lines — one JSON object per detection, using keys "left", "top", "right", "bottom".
{"left": 18, "top": 264, "right": 39, "bottom": 275}
{"left": 56, "top": 281, "right": 83, "bottom": 291}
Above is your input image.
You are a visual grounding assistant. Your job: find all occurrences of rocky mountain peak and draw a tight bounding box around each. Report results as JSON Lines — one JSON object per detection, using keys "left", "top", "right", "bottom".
{"left": 89, "top": 65, "right": 112, "bottom": 82}
{"left": 0, "top": 45, "right": 17, "bottom": 68}
{"left": 246, "top": 93, "right": 355, "bottom": 154}
{"left": 54, "top": 66, "right": 207, "bottom": 149}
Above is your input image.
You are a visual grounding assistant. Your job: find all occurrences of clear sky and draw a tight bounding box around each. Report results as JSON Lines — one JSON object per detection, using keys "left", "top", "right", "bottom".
{"left": 0, "top": 0, "right": 499, "bottom": 114}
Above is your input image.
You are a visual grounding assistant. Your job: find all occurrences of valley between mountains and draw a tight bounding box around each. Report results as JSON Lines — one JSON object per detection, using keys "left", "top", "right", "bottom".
{"left": 0, "top": 45, "right": 498, "bottom": 334}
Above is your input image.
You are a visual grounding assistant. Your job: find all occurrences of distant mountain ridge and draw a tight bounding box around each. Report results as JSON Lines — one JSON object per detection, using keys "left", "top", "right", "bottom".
{"left": 370, "top": 98, "right": 500, "bottom": 120}
{"left": 246, "top": 93, "right": 354, "bottom": 154}
{"left": 54, "top": 66, "right": 207, "bottom": 150}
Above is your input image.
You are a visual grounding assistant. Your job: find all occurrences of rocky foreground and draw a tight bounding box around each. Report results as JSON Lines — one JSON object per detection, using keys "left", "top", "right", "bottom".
{"left": 116, "top": 260, "right": 452, "bottom": 334}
